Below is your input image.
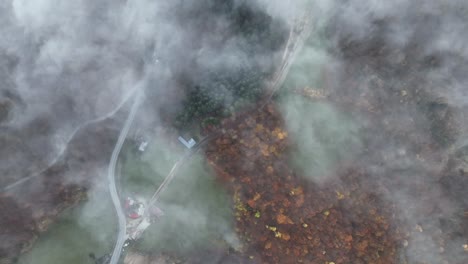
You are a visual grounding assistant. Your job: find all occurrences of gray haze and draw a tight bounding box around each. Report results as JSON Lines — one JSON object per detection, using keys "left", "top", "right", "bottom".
{"left": 297, "top": 0, "right": 468, "bottom": 263}
{"left": 1, "top": 0, "right": 468, "bottom": 263}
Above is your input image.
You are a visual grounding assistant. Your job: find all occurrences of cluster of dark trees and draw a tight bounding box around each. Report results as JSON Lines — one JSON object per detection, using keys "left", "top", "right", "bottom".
{"left": 173, "top": 0, "right": 288, "bottom": 129}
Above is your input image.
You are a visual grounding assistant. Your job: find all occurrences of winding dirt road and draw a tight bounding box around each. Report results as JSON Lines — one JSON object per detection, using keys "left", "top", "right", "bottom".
{"left": 2, "top": 87, "right": 140, "bottom": 193}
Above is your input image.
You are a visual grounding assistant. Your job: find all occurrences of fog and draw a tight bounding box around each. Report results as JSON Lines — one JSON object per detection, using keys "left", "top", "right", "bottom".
{"left": 1, "top": 0, "right": 467, "bottom": 263}
{"left": 280, "top": 0, "right": 468, "bottom": 263}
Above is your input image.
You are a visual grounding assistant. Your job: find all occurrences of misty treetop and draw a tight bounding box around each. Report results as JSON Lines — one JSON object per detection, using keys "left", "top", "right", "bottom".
{"left": 172, "top": 0, "right": 288, "bottom": 129}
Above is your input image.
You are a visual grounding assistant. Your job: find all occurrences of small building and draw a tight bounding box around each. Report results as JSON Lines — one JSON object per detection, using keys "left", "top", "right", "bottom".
{"left": 178, "top": 136, "right": 196, "bottom": 149}
{"left": 138, "top": 141, "right": 149, "bottom": 152}
{"left": 124, "top": 197, "right": 145, "bottom": 219}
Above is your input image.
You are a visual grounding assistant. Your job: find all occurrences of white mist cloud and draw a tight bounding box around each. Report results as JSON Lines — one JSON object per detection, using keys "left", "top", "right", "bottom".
{"left": 278, "top": 0, "right": 468, "bottom": 263}
{"left": 4, "top": 0, "right": 468, "bottom": 263}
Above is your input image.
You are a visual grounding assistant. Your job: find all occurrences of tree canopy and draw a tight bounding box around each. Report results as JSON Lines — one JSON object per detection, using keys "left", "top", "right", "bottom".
{"left": 173, "top": 0, "right": 288, "bottom": 129}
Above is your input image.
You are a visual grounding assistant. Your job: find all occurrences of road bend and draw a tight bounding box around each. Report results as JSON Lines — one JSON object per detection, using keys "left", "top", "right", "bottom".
{"left": 108, "top": 89, "right": 143, "bottom": 264}
{"left": 2, "top": 86, "right": 139, "bottom": 193}
{"left": 262, "top": 10, "right": 313, "bottom": 109}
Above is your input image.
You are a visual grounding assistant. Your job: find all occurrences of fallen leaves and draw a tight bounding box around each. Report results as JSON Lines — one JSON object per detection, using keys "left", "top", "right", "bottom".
{"left": 276, "top": 213, "right": 294, "bottom": 225}
{"left": 355, "top": 240, "right": 369, "bottom": 252}
{"left": 272, "top": 127, "right": 288, "bottom": 140}
{"left": 281, "top": 232, "right": 291, "bottom": 241}
{"left": 266, "top": 166, "right": 274, "bottom": 174}
{"left": 336, "top": 191, "right": 345, "bottom": 200}
{"left": 247, "top": 193, "right": 261, "bottom": 208}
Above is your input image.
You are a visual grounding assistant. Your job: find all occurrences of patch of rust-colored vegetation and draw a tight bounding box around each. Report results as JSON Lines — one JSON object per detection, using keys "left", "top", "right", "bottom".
{"left": 206, "top": 104, "right": 400, "bottom": 264}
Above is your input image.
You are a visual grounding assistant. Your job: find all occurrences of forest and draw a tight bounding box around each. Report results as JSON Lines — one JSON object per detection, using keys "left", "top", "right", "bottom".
{"left": 173, "top": 0, "right": 288, "bottom": 129}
